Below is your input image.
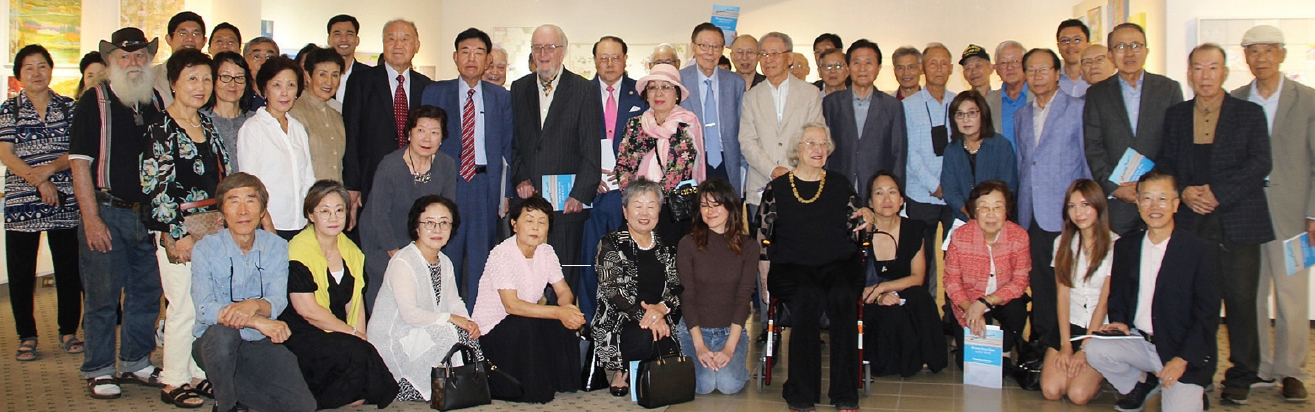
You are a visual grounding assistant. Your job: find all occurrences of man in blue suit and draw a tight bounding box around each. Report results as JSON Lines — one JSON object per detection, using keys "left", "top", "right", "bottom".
{"left": 579, "top": 35, "right": 647, "bottom": 321}
{"left": 679, "top": 23, "right": 746, "bottom": 194}
{"left": 421, "top": 28, "right": 513, "bottom": 312}
{"left": 1014, "top": 48, "right": 1091, "bottom": 343}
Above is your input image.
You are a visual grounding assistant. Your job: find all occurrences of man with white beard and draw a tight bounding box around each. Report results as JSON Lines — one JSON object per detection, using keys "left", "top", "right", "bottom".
{"left": 68, "top": 27, "right": 168, "bottom": 400}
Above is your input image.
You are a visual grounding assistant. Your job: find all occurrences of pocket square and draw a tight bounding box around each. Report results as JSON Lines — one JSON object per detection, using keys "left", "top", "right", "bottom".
{"left": 629, "top": 106, "right": 641, "bottom": 112}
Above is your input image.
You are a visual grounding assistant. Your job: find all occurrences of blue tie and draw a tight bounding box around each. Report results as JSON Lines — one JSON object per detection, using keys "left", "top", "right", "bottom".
{"left": 703, "top": 79, "right": 722, "bottom": 168}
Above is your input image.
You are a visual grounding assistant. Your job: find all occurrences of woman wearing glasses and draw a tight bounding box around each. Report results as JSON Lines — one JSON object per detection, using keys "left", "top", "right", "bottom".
{"left": 358, "top": 105, "right": 456, "bottom": 312}
{"left": 939, "top": 90, "right": 1018, "bottom": 223}
{"left": 279, "top": 180, "right": 397, "bottom": 409}
{"left": 200, "top": 52, "right": 254, "bottom": 173}
{"left": 943, "top": 180, "right": 1031, "bottom": 368}
{"left": 613, "top": 64, "right": 705, "bottom": 245}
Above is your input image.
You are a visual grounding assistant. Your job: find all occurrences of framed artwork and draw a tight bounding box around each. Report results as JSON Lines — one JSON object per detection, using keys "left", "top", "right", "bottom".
{"left": 9, "top": 0, "right": 82, "bottom": 65}
{"left": 1087, "top": 7, "right": 1103, "bottom": 41}
{"left": 120, "top": 0, "right": 183, "bottom": 64}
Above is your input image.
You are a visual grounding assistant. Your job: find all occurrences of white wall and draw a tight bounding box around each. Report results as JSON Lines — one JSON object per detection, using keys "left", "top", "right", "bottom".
{"left": 1163, "top": 0, "right": 1315, "bottom": 94}
{"left": 259, "top": 0, "right": 444, "bottom": 72}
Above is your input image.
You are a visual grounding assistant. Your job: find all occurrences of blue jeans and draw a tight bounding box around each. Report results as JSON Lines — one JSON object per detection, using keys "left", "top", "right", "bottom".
{"left": 675, "top": 319, "right": 750, "bottom": 395}
{"left": 78, "top": 203, "right": 162, "bottom": 378}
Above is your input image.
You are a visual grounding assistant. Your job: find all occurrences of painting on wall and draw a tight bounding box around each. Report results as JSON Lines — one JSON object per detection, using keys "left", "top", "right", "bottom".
{"left": 1198, "top": 18, "right": 1315, "bottom": 91}
{"left": 9, "top": 0, "right": 82, "bottom": 65}
{"left": 120, "top": 0, "right": 183, "bottom": 64}
{"left": 1086, "top": 7, "right": 1103, "bottom": 42}
{"left": 1108, "top": 0, "right": 1129, "bottom": 26}
{"left": 7, "top": 70, "right": 78, "bottom": 98}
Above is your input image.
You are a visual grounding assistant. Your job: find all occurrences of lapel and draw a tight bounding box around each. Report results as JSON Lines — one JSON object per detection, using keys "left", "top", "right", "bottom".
{"left": 1134, "top": 73, "right": 1158, "bottom": 138}
{"left": 684, "top": 68, "right": 704, "bottom": 117}
{"left": 542, "top": 69, "right": 574, "bottom": 132}
{"left": 1208, "top": 96, "right": 1240, "bottom": 167}
{"left": 1276, "top": 77, "right": 1300, "bottom": 128}
{"left": 1035, "top": 93, "right": 1071, "bottom": 154}
{"left": 777, "top": 78, "right": 805, "bottom": 134}
{"left": 1151, "top": 229, "right": 1186, "bottom": 307}
{"left": 1105, "top": 75, "right": 1137, "bottom": 138}
{"left": 478, "top": 81, "right": 500, "bottom": 154}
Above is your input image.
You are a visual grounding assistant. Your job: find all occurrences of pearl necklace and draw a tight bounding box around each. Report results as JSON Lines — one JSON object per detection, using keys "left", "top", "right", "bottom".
{"left": 634, "top": 234, "right": 655, "bottom": 250}
{"left": 788, "top": 171, "right": 825, "bottom": 204}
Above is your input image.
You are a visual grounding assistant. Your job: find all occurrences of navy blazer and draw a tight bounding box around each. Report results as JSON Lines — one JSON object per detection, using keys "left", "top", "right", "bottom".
{"left": 941, "top": 134, "right": 1019, "bottom": 221}
{"left": 342, "top": 64, "right": 434, "bottom": 198}
{"left": 594, "top": 76, "right": 648, "bottom": 155}
{"left": 421, "top": 79, "right": 514, "bottom": 203}
{"left": 1156, "top": 95, "right": 1274, "bottom": 245}
{"left": 822, "top": 87, "right": 907, "bottom": 198}
{"left": 1015, "top": 91, "right": 1091, "bottom": 232}
{"left": 1109, "top": 228, "right": 1219, "bottom": 387}
{"left": 678, "top": 66, "right": 746, "bottom": 193}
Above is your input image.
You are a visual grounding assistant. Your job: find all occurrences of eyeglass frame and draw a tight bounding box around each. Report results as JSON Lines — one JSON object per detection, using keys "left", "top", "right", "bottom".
{"left": 229, "top": 255, "right": 265, "bottom": 303}
{"left": 217, "top": 74, "right": 248, "bottom": 84}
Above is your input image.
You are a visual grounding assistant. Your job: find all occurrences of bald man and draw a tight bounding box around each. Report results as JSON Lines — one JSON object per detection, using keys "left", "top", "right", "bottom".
{"left": 1080, "top": 44, "right": 1115, "bottom": 86}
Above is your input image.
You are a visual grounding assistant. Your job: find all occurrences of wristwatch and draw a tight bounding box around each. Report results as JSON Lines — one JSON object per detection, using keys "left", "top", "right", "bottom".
{"left": 977, "top": 297, "right": 994, "bottom": 312}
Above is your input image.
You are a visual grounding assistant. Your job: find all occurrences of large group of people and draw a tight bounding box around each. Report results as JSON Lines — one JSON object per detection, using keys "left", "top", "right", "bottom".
{"left": 2, "top": 9, "right": 1311, "bottom": 412}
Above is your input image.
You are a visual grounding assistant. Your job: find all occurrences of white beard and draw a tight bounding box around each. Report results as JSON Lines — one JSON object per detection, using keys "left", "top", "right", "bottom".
{"left": 107, "top": 63, "right": 157, "bottom": 106}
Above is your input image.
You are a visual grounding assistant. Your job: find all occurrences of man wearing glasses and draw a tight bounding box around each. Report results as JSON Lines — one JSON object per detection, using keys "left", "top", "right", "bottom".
{"left": 1083, "top": 22, "right": 1184, "bottom": 237}
{"left": 1055, "top": 19, "right": 1091, "bottom": 98}
{"left": 241, "top": 37, "right": 280, "bottom": 109}
{"left": 986, "top": 40, "right": 1031, "bottom": 147}
{"left": 680, "top": 22, "right": 746, "bottom": 190}
{"left": 1079, "top": 44, "right": 1115, "bottom": 87}
{"left": 191, "top": 173, "right": 316, "bottom": 412}
{"left": 153, "top": 11, "right": 206, "bottom": 107}
{"left": 730, "top": 35, "right": 766, "bottom": 90}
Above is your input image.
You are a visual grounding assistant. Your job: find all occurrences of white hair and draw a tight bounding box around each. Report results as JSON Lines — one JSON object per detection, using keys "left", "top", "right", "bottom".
{"left": 759, "top": 32, "right": 794, "bottom": 52}
{"left": 923, "top": 42, "right": 951, "bottom": 58}
{"left": 994, "top": 40, "right": 1025, "bottom": 61}
{"left": 787, "top": 122, "right": 835, "bottom": 167}
{"left": 535, "top": 24, "right": 568, "bottom": 46}
{"left": 106, "top": 51, "right": 157, "bottom": 106}
{"left": 382, "top": 19, "right": 419, "bottom": 40}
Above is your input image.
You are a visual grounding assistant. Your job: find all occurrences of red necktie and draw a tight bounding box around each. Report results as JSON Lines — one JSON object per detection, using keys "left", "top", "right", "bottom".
{"left": 460, "top": 88, "right": 476, "bottom": 181}
{"left": 394, "top": 74, "right": 408, "bottom": 148}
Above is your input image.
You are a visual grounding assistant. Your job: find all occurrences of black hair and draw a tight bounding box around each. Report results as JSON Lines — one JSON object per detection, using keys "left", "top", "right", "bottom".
{"left": 966, "top": 180, "right": 1015, "bottom": 220}
{"left": 405, "top": 105, "right": 448, "bottom": 141}
{"left": 948, "top": 90, "right": 996, "bottom": 141}
{"left": 845, "top": 39, "right": 883, "bottom": 65}
{"left": 294, "top": 43, "right": 318, "bottom": 63}
{"left": 690, "top": 22, "right": 725, "bottom": 45}
{"left": 255, "top": 56, "right": 304, "bottom": 97}
{"left": 1022, "top": 48, "right": 1061, "bottom": 71}
{"left": 718, "top": 55, "right": 731, "bottom": 68}
{"left": 327, "top": 14, "right": 360, "bottom": 34}
{"left": 454, "top": 28, "right": 492, "bottom": 54}
{"left": 1106, "top": 23, "right": 1147, "bottom": 48}
{"left": 1056, "top": 19, "right": 1090, "bottom": 41}
{"left": 13, "top": 44, "right": 53, "bottom": 79}
{"left": 866, "top": 169, "right": 904, "bottom": 201}
{"left": 510, "top": 196, "right": 555, "bottom": 232}
{"left": 166, "top": 49, "right": 214, "bottom": 85}
{"left": 408, "top": 195, "right": 461, "bottom": 241}
{"left": 77, "top": 51, "right": 103, "bottom": 95}
{"left": 205, "top": 51, "right": 254, "bottom": 111}
{"left": 1136, "top": 170, "right": 1178, "bottom": 194}
{"left": 639, "top": 82, "right": 684, "bottom": 104}
{"left": 167, "top": 11, "right": 206, "bottom": 36}
{"left": 593, "top": 36, "right": 628, "bottom": 56}
{"left": 210, "top": 22, "right": 241, "bottom": 45}
{"left": 814, "top": 33, "right": 844, "bottom": 50}
{"left": 301, "top": 46, "right": 344, "bottom": 74}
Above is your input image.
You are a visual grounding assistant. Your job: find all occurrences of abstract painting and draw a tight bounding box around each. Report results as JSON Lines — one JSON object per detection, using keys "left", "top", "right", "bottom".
{"left": 8, "top": 0, "right": 81, "bottom": 65}
{"left": 120, "top": 0, "right": 183, "bottom": 64}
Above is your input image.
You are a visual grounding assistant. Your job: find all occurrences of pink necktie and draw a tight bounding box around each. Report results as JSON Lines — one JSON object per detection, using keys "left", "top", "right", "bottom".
{"left": 460, "top": 89, "right": 476, "bottom": 181}
{"left": 604, "top": 86, "right": 618, "bottom": 140}
{"left": 394, "top": 74, "right": 408, "bottom": 148}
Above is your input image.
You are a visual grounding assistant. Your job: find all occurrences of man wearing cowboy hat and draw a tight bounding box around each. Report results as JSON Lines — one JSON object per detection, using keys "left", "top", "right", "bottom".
{"left": 67, "top": 27, "right": 167, "bottom": 400}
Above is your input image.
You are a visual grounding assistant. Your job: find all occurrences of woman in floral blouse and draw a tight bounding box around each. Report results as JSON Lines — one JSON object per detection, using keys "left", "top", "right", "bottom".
{"left": 138, "top": 49, "right": 229, "bottom": 408}
{"left": 614, "top": 64, "right": 706, "bottom": 244}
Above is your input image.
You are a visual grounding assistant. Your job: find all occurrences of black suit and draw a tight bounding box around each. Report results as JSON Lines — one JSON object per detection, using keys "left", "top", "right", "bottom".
{"left": 1156, "top": 95, "right": 1273, "bottom": 389}
{"left": 1107, "top": 228, "right": 1219, "bottom": 387}
{"left": 510, "top": 69, "right": 602, "bottom": 295}
{"left": 342, "top": 65, "right": 434, "bottom": 199}
{"left": 822, "top": 88, "right": 907, "bottom": 197}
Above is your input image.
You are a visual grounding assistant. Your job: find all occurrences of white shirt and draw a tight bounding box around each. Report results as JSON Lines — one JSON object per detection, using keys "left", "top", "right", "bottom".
{"left": 536, "top": 69, "right": 563, "bottom": 126}
{"left": 1247, "top": 76, "right": 1284, "bottom": 134}
{"left": 459, "top": 80, "right": 488, "bottom": 164}
{"left": 1032, "top": 95, "right": 1054, "bottom": 145}
{"left": 335, "top": 60, "right": 356, "bottom": 102}
{"left": 985, "top": 243, "right": 999, "bottom": 295}
{"left": 236, "top": 108, "right": 316, "bottom": 231}
{"left": 768, "top": 77, "right": 791, "bottom": 124}
{"left": 384, "top": 64, "right": 413, "bottom": 106}
{"left": 1052, "top": 233, "right": 1119, "bottom": 328}
{"left": 1133, "top": 234, "right": 1169, "bottom": 335}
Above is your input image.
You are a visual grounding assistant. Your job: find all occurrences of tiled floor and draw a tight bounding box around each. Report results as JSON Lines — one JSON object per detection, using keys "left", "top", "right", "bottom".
{"left": 1, "top": 282, "right": 1310, "bottom": 411}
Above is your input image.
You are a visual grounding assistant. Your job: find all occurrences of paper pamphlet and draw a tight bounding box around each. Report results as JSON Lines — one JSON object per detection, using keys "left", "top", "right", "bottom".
{"left": 963, "top": 325, "right": 1003, "bottom": 388}
{"left": 1109, "top": 148, "right": 1155, "bottom": 185}
{"left": 1283, "top": 232, "right": 1315, "bottom": 276}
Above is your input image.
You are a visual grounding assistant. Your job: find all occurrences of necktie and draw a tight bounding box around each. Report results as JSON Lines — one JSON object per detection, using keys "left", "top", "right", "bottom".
{"left": 703, "top": 79, "right": 722, "bottom": 168}
{"left": 460, "top": 89, "right": 477, "bottom": 181}
{"left": 394, "top": 74, "right": 408, "bottom": 148}
{"left": 604, "top": 85, "right": 618, "bottom": 140}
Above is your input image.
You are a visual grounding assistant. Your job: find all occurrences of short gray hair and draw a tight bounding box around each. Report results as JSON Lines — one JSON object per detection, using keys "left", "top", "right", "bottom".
{"left": 382, "top": 19, "right": 419, "bottom": 40}
{"left": 242, "top": 37, "right": 278, "bottom": 56}
{"left": 787, "top": 122, "right": 835, "bottom": 167}
{"left": 923, "top": 42, "right": 951, "bottom": 58}
{"left": 622, "top": 177, "right": 665, "bottom": 206}
{"left": 759, "top": 32, "right": 793, "bottom": 52}
{"left": 490, "top": 45, "right": 508, "bottom": 59}
{"left": 535, "top": 24, "right": 568, "bottom": 46}
{"left": 994, "top": 40, "right": 1025, "bottom": 61}
{"left": 892, "top": 46, "right": 922, "bottom": 64}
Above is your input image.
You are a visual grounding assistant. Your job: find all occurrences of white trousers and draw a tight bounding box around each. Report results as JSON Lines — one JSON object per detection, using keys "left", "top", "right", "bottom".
{"left": 1085, "top": 336, "right": 1205, "bottom": 412}
{"left": 158, "top": 240, "right": 205, "bottom": 386}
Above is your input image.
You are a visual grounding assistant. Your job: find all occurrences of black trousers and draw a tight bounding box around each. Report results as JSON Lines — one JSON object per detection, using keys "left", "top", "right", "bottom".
{"left": 6, "top": 229, "right": 81, "bottom": 339}
{"left": 769, "top": 257, "right": 862, "bottom": 409}
{"left": 1027, "top": 223, "right": 1060, "bottom": 343}
{"left": 619, "top": 320, "right": 680, "bottom": 363}
{"left": 904, "top": 199, "right": 952, "bottom": 298}
{"left": 952, "top": 297, "right": 1029, "bottom": 368}
{"left": 1192, "top": 215, "right": 1262, "bottom": 388}
{"left": 544, "top": 210, "right": 589, "bottom": 305}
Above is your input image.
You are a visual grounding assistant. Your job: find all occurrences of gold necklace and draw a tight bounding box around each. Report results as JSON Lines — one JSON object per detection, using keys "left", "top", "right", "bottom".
{"left": 788, "top": 171, "right": 825, "bottom": 204}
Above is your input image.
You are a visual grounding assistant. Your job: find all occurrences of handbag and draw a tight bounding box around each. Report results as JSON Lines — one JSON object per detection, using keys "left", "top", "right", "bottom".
{"left": 160, "top": 204, "right": 224, "bottom": 264}
{"left": 635, "top": 341, "right": 695, "bottom": 409}
{"left": 1012, "top": 339, "right": 1046, "bottom": 391}
{"left": 430, "top": 344, "right": 491, "bottom": 411}
{"left": 666, "top": 180, "right": 699, "bottom": 221}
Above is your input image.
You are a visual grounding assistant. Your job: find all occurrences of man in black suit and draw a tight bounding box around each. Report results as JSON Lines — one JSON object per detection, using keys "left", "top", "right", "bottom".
{"left": 823, "top": 39, "right": 906, "bottom": 195}
{"left": 327, "top": 14, "right": 371, "bottom": 103}
{"left": 1156, "top": 44, "right": 1274, "bottom": 406}
{"left": 1083, "top": 22, "right": 1184, "bottom": 236}
{"left": 1085, "top": 171, "right": 1219, "bottom": 412}
{"left": 342, "top": 19, "right": 434, "bottom": 228}
{"left": 511, "top": 24, "right": 602, "bottom": 298}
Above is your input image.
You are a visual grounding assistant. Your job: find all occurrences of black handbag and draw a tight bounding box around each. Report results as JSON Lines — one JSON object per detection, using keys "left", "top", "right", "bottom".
{"left": 635, "top": 342, "right": 695, "bottom": 409}
{"left": 431, "top": 344, "right": 516, "bottom": 411}
{"left": 666, "top": 181, "right": 699, "bottom": 221}
{"left": 1012, "top": 339, "right": 1046, "bottom": 391}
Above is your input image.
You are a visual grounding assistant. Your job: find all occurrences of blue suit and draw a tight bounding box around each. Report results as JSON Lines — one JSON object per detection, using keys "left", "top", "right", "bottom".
{"left": 1014, "top": 91, "right": 1091, "bottom": 232}
{"left": 580, "top": 76, "right": 647, "bottom": 322}
{"left": 421, "top": 79, "right": 513, "bottom": 312}
{"left": 678, "top": 65, "right": 746, "bottom": 194}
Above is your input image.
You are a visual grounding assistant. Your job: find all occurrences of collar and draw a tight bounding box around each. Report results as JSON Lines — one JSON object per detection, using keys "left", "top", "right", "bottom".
{"left": 699, "top": 68, "right": 716, "bottom": 84}
{"left": 459, "top": 79, "right": 482, "bottom": 96}
{"left": 1194, "top": 94, "right": 1224, "bottom": 114}
{"left": 1119, "top": 71, "right": 1145, "bottom": 90}
{"left": 384, "top": 64, "right": 411, "bottom": 82}
{"left": 1248, "top": 75, "right": 1285, "bottom": 101}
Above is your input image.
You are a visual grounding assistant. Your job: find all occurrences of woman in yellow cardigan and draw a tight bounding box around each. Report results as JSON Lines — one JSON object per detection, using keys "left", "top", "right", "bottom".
{"left": 279, "top": 180, "right": 398, "bottom": 409}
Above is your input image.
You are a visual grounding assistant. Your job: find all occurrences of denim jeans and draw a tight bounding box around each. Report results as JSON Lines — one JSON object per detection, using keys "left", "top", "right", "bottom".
{"left": 78, "top": 203, "right": 162, "bottom": 378}
{"left": 675, "top": 319, "right": 750, "bottom": 395}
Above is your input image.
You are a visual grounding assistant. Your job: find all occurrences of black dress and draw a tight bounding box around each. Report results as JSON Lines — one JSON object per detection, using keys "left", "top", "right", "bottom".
{"left": 280, "top": 262, "right": 399, "bottom": 409}
{"left": 863, "top": 218, "right": 949, "bottom": 377}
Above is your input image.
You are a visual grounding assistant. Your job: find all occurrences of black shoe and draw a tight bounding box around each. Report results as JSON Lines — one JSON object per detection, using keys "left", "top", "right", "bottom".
{"left": 1221, "top": 385, "right": 1250, "bottom": 405}
{"left": 609, "top": 385, "right": 629, "bottom": 397}
{"left": 1114, "top": 374, "right": 1161, "bottom": 412}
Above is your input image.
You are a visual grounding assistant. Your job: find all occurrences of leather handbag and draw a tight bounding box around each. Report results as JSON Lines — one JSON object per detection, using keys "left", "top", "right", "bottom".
{"left": 1012, "top": 339, "right": 1046, "bottom": 391}
{"left": 635, "top": 342, "right": 695, "bottom": 409}
{"left": 665, "top": 180, "right": 699, "bottom": 221}
{"left": 160, "top": 202, "right": 223, "bottom": 264}
{"left": 430, "top": 344, "right": 492, "bottom": 411}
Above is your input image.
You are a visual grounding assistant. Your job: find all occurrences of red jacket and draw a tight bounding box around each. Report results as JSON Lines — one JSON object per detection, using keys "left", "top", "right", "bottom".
{"left": 944, "top": 220, "right": 1031, "bottom": 326}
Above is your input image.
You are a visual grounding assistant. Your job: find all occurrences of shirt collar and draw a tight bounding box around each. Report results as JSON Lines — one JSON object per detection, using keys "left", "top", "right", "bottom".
{"left": 459, "top": 79, "right": 482, "bottom": 96}
{"left": 1248, "top": 75, "right": 1284, "bottom": 102}
{"left": 699, "top": 68, "right": 716, "bottom": 84}
{"left": 384, "top": 64, "right": 411, "bottom": 82}
{"left": 1119, "top": 71, "right": 1145, "bottom": 91}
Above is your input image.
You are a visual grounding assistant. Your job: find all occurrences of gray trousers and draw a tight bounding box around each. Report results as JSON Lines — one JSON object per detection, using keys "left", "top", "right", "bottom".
{"left": 1085, "top": 336, "right": 1205, "bottom": 411}
{"left": 193, "top": 325, "right": 316, "bottom": 412}
{"left": 1257, "top": 239, "right": 1311, "bottom": 381}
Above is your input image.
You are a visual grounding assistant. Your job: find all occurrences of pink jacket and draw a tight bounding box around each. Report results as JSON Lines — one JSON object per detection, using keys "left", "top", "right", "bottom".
{"left": 943, "top": 220, "right": 1031, "bottom": 326}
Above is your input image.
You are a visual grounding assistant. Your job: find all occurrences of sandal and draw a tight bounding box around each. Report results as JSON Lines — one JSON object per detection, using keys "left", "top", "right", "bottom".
{"left": 161, "top": 385, "right": 205, "bottom": 408}
{"left": 87, "top": 377, "right": 122, "bottom": 399}
{"left": 60, "top": 334, "right": 85, "bottom": 354}
{"left": 15, "top": 338, "right": 37, "bottom": 361}
{"left": 194, "top": 379, "right": 214, "bottom": 399}
{"left": 118, "top": 366, "right": 166, "bottom": 387}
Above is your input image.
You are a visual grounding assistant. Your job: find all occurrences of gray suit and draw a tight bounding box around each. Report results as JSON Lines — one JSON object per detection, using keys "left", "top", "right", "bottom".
{"left": 1083, "top": 72, "right": 1184, "bottom": 235}
{"left": 738, "top": 76, "right": 824, "bottom": 205}
{"left": 1232, "top": 77, "right": 1315, "bottom": 382}
{"left": 679, "top": 66, "right": 746, "bottom": 193}
{"left": 822, "top": 87, "right": 907, "bottom": 197}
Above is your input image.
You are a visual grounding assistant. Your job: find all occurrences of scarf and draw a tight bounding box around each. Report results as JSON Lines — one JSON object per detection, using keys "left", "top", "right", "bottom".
{"left": 637, "top": 105, "right": 707, "bottom": 189}
{"left": 288, "top": 226, "right": 366, "bottom": 329}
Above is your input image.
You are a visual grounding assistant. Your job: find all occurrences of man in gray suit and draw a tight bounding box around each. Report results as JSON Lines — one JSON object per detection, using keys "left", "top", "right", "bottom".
{"left": 1231, "top": 25, "right": 1314, "bottom": 403}
{"left": 986, "top": 40, "right": 1032, "bottom": 148}
{"left": 1083, "top": 22, "right": 1183, "bottom": 236}
{"left": 680, "top": 22, "right": 746, "bottom": 193}
{"left": 823, "top": 39, "right": 906, "bottom": 195}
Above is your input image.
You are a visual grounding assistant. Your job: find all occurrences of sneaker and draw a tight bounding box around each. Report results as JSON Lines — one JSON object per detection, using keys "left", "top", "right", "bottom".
{"left": 1252, "top": 377, "right": 1278, "bottom": 388}
{"left": 1220, "top": 385, "right": 1250, "bottom": 405}
{"left": 1114, "top": 374, "right": 1161, "bottom": 412}
{"left": 1282, "top": 377, "right": 1308, "bottom": 403}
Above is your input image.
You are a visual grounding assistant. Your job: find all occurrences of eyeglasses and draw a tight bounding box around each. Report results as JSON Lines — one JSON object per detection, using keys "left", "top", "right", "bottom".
{"left": 174, "top": 29, "right": 205, "bottom": 38}
{"left": 314, "top": 207, "right": 346, "bottom": 219}
{"left": 229, "top": 256, "right": 265, "bottom": 303}
{"left": 799, "top": 141, "right": 828, "bottom": 149}
{"left": 953, "top": 110, "right": 981, "bottom": 120}
{"left": 1113, "top": 42, "right": 1145, "bottom": 53}
{"left": 1025, "top": 67, "right": 1054, "bottom": 76}
{"left": 650, "top": 59, "right": 677, "bottom": 66}
{"left": 975, "top": 205, "right": 1006, "bottom": 215}
{"left": 419, "top": 220, "right": 453, "bottom": 232}
{"left": 758, "top": 51, "right": 787, "bottom": 60}
{"left": 1138, "top": 195, "right": 1177, "bottom": 206}
{"left": 645, "top": 84, "right": 676, "bottom": 93}
{"left": 821, "top": 63, "right": 846, "bottom": 71}
{"left": 218, "top": 74, "right": 247, "bottom": 84}
{"left": 531, "top": 44, "right": 563, "bottom": 54}
{"left": 247, "top": 51, "right": 276, "bottom": 62}
{"left": 789, "top": 62, "right": 807, "bottom": 70}
{"left": 1058, "top": 37, "right": 1086, "bottom": 46}
{"left": 996, "top": 60, "right": 1021, "bottom": 69}
{"left": 1080, "top": 55, "right": 1107, "bottom": 67}
{"left": 694, "top": 43, "right": 723, "bottom": 52}
{"left": 732, "top": 50, "right": 757, "bottom": 58}
{"left": 596, "top": 55, "right": 622, "bottom": 63}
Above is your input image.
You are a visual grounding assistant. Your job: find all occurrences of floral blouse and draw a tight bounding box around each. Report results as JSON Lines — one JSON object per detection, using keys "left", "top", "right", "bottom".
{"left": 140, "top": 112, "right": 231, "bottom": 240}
{"left": 614, "top": 116, "right": 699, "bottom": 192}
{"left": 0, "top": 91, "right": 79, "bottom": 232}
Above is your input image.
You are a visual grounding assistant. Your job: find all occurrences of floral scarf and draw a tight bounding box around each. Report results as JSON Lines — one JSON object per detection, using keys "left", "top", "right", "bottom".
{"left": 624, "top": 105, "right": 706, "bottom": 191}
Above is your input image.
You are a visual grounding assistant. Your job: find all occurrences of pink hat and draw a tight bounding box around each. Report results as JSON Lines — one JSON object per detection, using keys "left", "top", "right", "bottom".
{"left": 636, "top": 64, "right": 690, "bottom": 101}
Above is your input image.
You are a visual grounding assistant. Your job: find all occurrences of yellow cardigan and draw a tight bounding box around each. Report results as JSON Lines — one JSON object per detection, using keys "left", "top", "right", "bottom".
{"left": 288, "top": 226, "right": 366, "bottom": 328}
